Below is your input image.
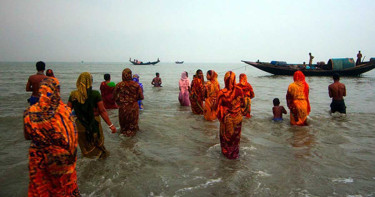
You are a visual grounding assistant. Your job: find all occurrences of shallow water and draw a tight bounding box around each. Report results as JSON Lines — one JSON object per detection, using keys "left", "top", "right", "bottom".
{"left": 0, "top": 62, "right": 375, "bottom": 196}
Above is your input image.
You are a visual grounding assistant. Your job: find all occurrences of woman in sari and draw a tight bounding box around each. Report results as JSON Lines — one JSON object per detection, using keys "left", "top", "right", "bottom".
{"left": 114, "top": 68, "right": 144, "bottom": 137}
{"left": 286, "top": 71, "right": 311, "bottom": 126}
{"left": 100, "top": 73, "right": 118, "bottom": 109}
{"left": 217, "top": 71, "right": 244, "bottom": 159}
{"left": 189, "top": 69, "right": 205, "bottom": 114}
{"left": 178, "top": 71, "right": 191, "bottom": 106}
{"left": 237, "top": 73, "right": 255, "bottom": 118}
{"left": 204, "top": 70, "right": 220, "bottom": 121}
{"left": 68, "top": 72, "right": 116, "bottom": 159}
{"left": 24, "top": 78, "right": 80, "bottom": 196}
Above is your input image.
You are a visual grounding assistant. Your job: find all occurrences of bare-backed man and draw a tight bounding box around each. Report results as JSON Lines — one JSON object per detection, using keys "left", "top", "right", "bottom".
{"left": 328, "top": 73, "right": 346, "bottom": 114}
{"left": 26, "top": 61, "right": 48, "bottom": 105}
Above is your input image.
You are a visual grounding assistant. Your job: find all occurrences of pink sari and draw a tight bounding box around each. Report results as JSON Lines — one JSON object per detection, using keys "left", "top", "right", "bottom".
{"left": 179, "top": 71, "right": 191, "bottom": 106}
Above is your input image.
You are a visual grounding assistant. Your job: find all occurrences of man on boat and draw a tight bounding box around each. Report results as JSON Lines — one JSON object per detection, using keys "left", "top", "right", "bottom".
{"left": 328, "top": 73, "right": 346, "bottom": 114}
{"left": 309, "top": 53, "right": 314, "bottom": 67}
{"left": 356, "top": 50, "right": 362, "bottom": 65}
{"left": 26, "top": 61, "right": 48, "bottom": 105}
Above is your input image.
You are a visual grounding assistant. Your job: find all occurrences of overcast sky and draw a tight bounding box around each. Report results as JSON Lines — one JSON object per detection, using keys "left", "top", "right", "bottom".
{"left": 1, "top": 0, "right": 374, "bottom": 63}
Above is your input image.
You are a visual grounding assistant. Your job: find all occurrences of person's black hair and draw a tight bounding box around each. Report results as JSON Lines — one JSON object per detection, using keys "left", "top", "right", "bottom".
{"left": 36, "top": 61, "right": 45, "bottom": 71}
{"left": 207, "top": 70, "right": 212, "bottom": 76}
{"left": 333, "top": 73, "right": 340, "bottom": 81}
{"left": 273, "top": 98, "right": 280, "bottom": 106}
{"left": 156, "top": 72, "right": 159, "bottom": 76}
{"left": 104, "top": 73, "right": 110, "bottom": 81}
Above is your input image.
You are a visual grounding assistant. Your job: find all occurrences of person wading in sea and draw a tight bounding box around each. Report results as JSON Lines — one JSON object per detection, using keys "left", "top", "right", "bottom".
{"left": 328, "top": 73, "right": 346, "bottom": 114}
{"left": 26, "top": 61, "right": 48, "bottom": 105}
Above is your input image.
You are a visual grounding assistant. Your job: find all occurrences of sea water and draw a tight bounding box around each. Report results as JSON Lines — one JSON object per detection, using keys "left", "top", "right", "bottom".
{"left": 0, "top": 62, "right": 374, "bottom": 196}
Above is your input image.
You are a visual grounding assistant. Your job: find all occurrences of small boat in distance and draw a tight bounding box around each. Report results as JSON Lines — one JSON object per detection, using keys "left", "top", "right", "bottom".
{"left": 175, "top": 61, "right": 184, "bottom": 64}
{"left": 129, "top": 58, "right": 160, "bottom": 65}
{"left": 241, "top": 58, "right": 375, "bottom": 76}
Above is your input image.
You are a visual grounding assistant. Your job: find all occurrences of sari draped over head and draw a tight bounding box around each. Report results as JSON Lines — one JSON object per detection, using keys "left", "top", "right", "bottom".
{"left": 46, "top": 69, "right": 55, "bottom": 77}
{"left": 132, "top": 74, "right": 144, "bottom": 109}
{"left": 286, "top": 71, "right": 311, "bottom": 126}
{"left": 24, "top": 78, "right": 80, "bottom": 196}
{"left": 100, "top": 79, "right": 118, "bottom": 109}
{"left": 179, "top": 71, "right": 191, "bottom": 106}
{"left": 189, "top": 70, "right": 205, "bottom": 114}
{"left": 237, "top": 73, "right": 255, "bottom": 118}
{"left": 204, "top": 70, "right": 220, "bottom": 121}
{"left": 217, "top": 71, "right": 244, "bottom": 159}
{"left": 69, "top": 72, "right": 108, "bottom": 158}
{"left": 114, "top": 68, "right": 144, "bottom": 137}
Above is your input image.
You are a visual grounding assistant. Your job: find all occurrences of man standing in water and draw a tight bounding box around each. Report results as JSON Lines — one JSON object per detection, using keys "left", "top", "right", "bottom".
{"left": 151, "top": 72, "right": 162, "bottom": 87}
{"left": 328, "top": 73, "right": 346, "bottom": 114}
{"left": 26, "top": 61, "right": 48, "bottom": 105}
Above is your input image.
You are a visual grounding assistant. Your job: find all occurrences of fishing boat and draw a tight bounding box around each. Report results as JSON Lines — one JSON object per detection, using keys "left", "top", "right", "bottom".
{"left": 242, "top": 58, "right": 375, "bottom": 76}
{"left": 129, "top": 58, "right": 160, "bottom": 65}
{"left": 175, "top": 61, "right": 184, "bottom": 64}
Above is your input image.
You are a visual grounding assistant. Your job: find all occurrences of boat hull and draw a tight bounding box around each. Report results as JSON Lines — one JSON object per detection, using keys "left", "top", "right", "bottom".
{"left": 129, "top": 60, "right": 160, "bottom": 65}
{"left": 242, "top": 61, "right": 375, "bottom": 76}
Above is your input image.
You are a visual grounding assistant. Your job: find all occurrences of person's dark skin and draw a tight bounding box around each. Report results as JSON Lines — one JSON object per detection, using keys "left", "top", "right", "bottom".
{"left": 329, "top": 78, "right": 346, "bottom": 101}
{"left": 273, "top": 105, "right": 287, "bottom": 119}
{"left": 151, "top": 73, "right": 162, "bottom": 87}
{"left": 67, "top": 101, "right": 117, "bottom": 133}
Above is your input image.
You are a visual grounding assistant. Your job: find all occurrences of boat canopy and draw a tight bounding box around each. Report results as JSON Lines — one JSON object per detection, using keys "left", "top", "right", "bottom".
{"left": 370, "top": 58, "right": 375, "bottom": 62}
{"left": 327, "top": 58, "right": 355, "bottom": 70}
{"left": 270, "top": 61, "right": 287, "bottom": 66}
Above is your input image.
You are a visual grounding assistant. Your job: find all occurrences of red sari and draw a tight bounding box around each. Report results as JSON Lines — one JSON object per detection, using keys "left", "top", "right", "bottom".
{"left": 114, "top": 68, "right": 144, "bottom": 136}
{"left": 100, "top": 81, "right": 118, "bottom": 109}
{"left": 24, "top": 78, "right": 79, "bottom": 196}
{"left": 217, "top": 71, "right": 244, "bottom": 159}
{"left": 286, "top": 71, "right": 311, "bottom": 126}
{"left": 190, "top": 76, "right": 204, "bottom": 114}
{"left": 237, "top": 73, "right": 255, "bottom": 118}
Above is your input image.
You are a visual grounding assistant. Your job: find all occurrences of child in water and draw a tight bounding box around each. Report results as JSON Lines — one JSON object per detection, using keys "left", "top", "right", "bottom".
{"left": 272, "top": 98, "right": 287, "bottom": 121}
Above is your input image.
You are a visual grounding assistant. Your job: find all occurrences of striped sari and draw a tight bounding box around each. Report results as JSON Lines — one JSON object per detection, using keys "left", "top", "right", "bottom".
{"left": 24, "top": 78, "right": 79, "bottom": 196}
{"left": 217, "top": 71, "right": 244, "bottom": 159}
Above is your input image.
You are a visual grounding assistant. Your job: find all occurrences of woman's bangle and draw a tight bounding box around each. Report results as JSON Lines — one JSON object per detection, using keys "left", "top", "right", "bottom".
{"left": 108, "top": 124, "right": 113, "bottom": 128}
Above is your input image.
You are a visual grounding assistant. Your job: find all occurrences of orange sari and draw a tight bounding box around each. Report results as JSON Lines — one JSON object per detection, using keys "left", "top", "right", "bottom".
{"left": 217, "top": 71, "right": 244, "bottom": 159}
{"left": 204, "top": 70, "right": 220, "bottom": 121}
{"left": 24, "top": 78, "right": 79, "bottom": 196}
{"left": 286, "top": 71, "right": 311, "bottom": 126}
{"left": 190, "top": 75, "right": 204, "bottom": 114}
{"left": 237, "top": 73, "right": 255, "bottom": 118}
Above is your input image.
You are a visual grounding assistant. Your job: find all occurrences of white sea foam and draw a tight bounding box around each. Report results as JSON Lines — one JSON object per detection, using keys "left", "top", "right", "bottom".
{"left": 174, "top": 178, "right": 222, "bottom": 196}
{"left": 332, "top": 177, "right": 354, "bottom": 183}
{"left": 254, "top": 170, "right": 271, "bottom": 177}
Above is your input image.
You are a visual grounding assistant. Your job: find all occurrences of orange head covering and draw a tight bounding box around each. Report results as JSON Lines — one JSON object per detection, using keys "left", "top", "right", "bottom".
{"left": 208, "top": 70, "right": 218, "bottom": 83}
{"left": 224, "top": 71, "right": 236, "bottom": 90}
{"left": 239, "top": 73, "right": 248, "bottom": 86}
{"left": 293, "top": 71, "right": 311, "bottom": 113}
{"left": 122, "top": 68, "right": 132, "bottom": 81}
{"left": 33, "top": 77, "right": 61, "bottom": 120}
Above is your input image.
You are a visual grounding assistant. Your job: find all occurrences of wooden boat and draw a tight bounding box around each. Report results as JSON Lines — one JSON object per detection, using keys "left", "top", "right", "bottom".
{"left": 129, "top": 58, "right": 160, "bottom": 65}
{"left": 241, "top": 59, "right": 375, "bottom": 76}
{"left": 175, "top": 61, "right": 184, "bottom": 64}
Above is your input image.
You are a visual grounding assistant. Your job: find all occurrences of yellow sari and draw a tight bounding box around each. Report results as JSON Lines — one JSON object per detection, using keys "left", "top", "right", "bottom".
{"left": 286, "top": 71, "right": 310, "bottom": 126}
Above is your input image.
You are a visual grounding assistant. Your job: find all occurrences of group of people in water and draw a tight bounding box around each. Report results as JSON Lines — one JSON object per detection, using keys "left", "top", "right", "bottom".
{"left": 23, "top": 61, "right": 347, "bottom": 196}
